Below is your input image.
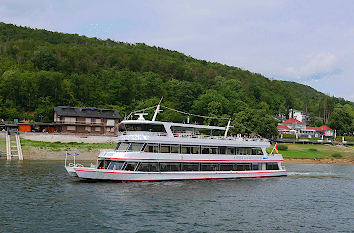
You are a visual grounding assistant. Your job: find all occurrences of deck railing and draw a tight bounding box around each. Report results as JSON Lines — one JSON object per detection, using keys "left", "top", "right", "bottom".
{"left": 117, "top": 131, "right": 268, "bottom": 142}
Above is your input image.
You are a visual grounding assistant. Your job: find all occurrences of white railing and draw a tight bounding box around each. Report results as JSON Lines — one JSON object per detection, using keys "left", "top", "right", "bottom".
{"left": 117, "top": 131, "right": 268, "bottom": 142}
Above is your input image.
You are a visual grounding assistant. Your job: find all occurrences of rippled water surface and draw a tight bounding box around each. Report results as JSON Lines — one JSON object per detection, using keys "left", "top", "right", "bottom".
{"left": 0, "top": 161, "right": 353, "bottom": 232}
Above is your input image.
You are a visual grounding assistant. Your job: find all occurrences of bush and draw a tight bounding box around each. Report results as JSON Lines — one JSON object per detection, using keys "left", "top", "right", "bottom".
{"left": 344, "top": 136, "right": 354, "bottom": 142}
{"left": 282, "top": 134, "right": 296, "bottom": 139}
{"left": 277, "top": 145, "right": 288, "bottom": 151}
{"left": 308, "top": 148, "right": 318, "bottom": 152}
{"left": 332, "top": 153, "right": 342, "bottom": 158}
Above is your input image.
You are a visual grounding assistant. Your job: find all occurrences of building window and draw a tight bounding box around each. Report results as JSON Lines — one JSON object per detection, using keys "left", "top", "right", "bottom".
{"left": 95, "top": 127, "right": 101, "bottom": 132}
{"left": 67, "top": 126, "right": 76, "bottom": 131}
{"left": 65, "top": 117, "right": 76, "bottom": 123}
{"left": 85, "top": 118, "right": 91, "bottom": 124}
{"left": 107, "top": 119, "right": 115, "bottom": 126}
{"left": 85, "top": 126, "right": 91, "bottom": 132}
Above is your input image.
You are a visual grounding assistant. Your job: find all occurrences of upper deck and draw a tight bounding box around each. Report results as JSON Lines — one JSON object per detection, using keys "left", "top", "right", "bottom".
{"left": 118, "top": 120, "right": 269, "bottom": 147}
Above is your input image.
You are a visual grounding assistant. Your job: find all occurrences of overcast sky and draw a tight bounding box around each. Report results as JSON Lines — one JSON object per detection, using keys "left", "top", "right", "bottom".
{"left": 1, "top": 0, "right": 354, "bottom": 101}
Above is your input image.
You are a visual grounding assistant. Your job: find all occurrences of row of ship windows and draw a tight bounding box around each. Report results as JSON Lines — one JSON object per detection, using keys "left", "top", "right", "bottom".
{"left": 98, "top": 160, "right": 279, "bottom": 172}
{"left": 116, "top": 142, "right": 264, "bottom": 155}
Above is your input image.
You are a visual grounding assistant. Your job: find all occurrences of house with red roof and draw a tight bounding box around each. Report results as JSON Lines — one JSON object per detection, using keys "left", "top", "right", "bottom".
{"left": 278, "top": 118, "right": 334, "bottom": 137}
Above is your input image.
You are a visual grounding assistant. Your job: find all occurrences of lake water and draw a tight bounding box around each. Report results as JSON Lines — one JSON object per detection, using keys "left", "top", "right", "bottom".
{"left": 0, "top": 161, "right": 353, "bottom": 233}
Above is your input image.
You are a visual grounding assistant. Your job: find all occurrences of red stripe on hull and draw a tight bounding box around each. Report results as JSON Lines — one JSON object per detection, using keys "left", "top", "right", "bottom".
{"left": 80, "top": 174, "right": 287, "bottom": 182}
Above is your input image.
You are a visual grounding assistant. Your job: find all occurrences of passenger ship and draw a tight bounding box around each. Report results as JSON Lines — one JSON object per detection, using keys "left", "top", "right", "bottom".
{"left": 65, "top": 104, "right": 287, "bottom": 181}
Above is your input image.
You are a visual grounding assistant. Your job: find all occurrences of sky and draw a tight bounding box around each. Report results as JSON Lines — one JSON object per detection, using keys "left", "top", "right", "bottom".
{"left": 1, "top": 0, "right": 354, "bottom": 101}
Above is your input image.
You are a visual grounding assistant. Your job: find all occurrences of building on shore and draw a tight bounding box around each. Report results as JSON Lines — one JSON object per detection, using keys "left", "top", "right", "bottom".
{"left": 277, "top": 118, "right": 334, "bottom": 137}
{"left": 289, "top": 109, "right": 310, "bottom": 125}
{"left": 53, "top": 106, "right": 122, "bottom": 135}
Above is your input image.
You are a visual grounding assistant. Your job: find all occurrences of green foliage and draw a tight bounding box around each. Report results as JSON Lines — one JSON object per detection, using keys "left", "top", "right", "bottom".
{"left": 331, "top": 153, "right": 342, "bottom": 158}
{"left": 0, "top": 22, "right": 353, "bottom": 138}
{"left": 33, "top": 46, "right": 57, "bottom": 70}
{"left": 308, "top": 148, "right": 318, "bottom": 152}
{"left": 277, "top": 145, "right": 288, "bottom": 151}
{"left": 231, "top": 108, "right": 279, "bottom": 138}
{"left": 328, "top": 106, "right": 353, "bottom": 135}
{"left": 282, "top": 134, "right": 296, "bottom": 139}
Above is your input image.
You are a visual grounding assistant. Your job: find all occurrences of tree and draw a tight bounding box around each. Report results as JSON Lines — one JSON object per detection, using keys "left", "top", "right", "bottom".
{"left": 231, "top": 109, "right": 279, "bottom": 139}
{"left": 33, "top": 46, "right": 57, "bottom": 70}
{"left": 328, "top": 106, "right": 353, "bottom": 135}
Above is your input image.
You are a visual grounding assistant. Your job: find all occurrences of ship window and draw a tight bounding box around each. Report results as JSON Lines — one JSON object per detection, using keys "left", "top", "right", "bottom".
{"left": 124, "top": 162, "right": 138, "bottom": 171}
{"left": 181, "top": 163, "right": 199, "bottom": 171}
{"left": 237, "top": 147, "right": 246, "bottom": 155}
{"left": 144, "top": 144, "right": 159, "bottom": 153}
{"left": 192, "top": 146, "right": 200, "bottom": 154}
{"left": 226, "top": 147, "right": 235, "bottom": 155}
{"left": 171, "top": 145, "right": 179, "bottom": 153}
{"left": 116, "top": 142, "right": 130, "bottom": 151}
{"left": 219, "top": 147, "right": 226, "bottom": 154}
{"left": 181, "top": 145, "right": 191, "bottom": 154}
{"left": 159, "top": 163, "right": 180, "bottom": 172}
{"left": 107, "top": 161, "right": 124, "bottom": 170}
{"left": 251, "top": 148, "right": 263, "bottom": 155}
{"left": 160, "top": 144, "right": 170, "bottom": 153}
{"left": 98, "top": 159, "right": 111, "bottom": 169}
{"left": 201, "top": 163, "right": 219, "bottom": 171}
{"left": 236, "top": 163, "right": 251, "bottom": 171}
{"left": 266, "top": 163, "right": 279, "bottom": 170}
{"left": 245, "top": 148, "right": 251, "bottom": 155}
{"left": 220, "top": 163, "right": 234, "bottom": 171}
{"left": 201, "top": 146, "right": 209, "bottom": 154}
{"left": 201, "top": 147, "right": 218, "bottom": 154}
{"left": 97, "top": 160, "right": 104, "bottom": 168}
{"left": 125, "top": 124, "right": 166, "bottom": 132}
{"left": 138, "top": 162, "right": 159, "bottom": 172}
{"left": 128, "top": 143, "right": 144, "bottom": 152}
{"left": 252, "top": 163, "right": 260, "bottom": 170}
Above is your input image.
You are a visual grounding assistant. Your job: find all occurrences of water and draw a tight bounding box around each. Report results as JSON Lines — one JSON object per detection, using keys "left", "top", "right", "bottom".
{"left": 0, "top": 161, "right": 353, "bottom": 233}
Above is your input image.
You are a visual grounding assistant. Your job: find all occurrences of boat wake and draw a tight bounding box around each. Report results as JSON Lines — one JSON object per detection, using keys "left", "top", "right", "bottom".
{"left": 287, "top": 171, "right": 340, "bottom": 178}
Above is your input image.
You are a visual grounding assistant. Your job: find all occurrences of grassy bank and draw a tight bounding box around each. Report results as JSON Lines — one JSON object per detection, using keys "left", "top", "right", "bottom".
{"left": 20, "top": 139, "right": 114, "bottom": 152}
{"left": 270, "top": 144, "right": 354, "bottom": 161}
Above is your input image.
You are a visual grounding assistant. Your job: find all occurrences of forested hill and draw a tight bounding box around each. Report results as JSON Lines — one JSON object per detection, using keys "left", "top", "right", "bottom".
{"left": 0, "top": 22, "right": 353, "bottom": 136}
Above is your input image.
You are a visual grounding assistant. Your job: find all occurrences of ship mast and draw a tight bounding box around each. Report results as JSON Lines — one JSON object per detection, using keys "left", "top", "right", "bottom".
{"left": 152, "top": 97, "right": 163, "bottom": 121}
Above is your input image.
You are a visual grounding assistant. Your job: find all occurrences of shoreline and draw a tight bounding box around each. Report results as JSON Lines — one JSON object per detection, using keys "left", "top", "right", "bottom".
{"left": 0, "top": 134, "right": 352, "bottom": 164}
{"left": 1, "top": 150, "right": 353, "bottom": 164}
{"left": 283, "top": 158, "right": 354, "bottom": 164}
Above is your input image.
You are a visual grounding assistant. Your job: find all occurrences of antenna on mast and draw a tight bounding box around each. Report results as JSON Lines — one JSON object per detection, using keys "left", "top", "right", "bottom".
{"left": 152, "top": 97, "right": 163, "bottom": 121}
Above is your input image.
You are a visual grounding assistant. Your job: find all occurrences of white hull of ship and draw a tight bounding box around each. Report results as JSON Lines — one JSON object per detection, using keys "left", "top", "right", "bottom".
{"left": 72, "top": 167, "right": 287, "bottom": 181}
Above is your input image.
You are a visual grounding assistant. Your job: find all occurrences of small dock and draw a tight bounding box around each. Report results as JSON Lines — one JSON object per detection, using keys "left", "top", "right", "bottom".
{"left": 5, "top": 131, "right": 23, "bottom": 160}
